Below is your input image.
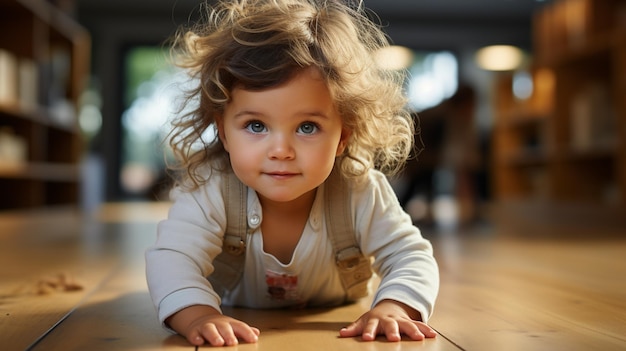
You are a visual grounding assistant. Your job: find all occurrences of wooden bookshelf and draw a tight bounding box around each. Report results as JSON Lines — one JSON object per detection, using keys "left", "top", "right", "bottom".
{"left": 493, "top": 0, "right": 626, "bottom": 207}
{"left": 0, "top": 0, "right": 90, "bottom": 210}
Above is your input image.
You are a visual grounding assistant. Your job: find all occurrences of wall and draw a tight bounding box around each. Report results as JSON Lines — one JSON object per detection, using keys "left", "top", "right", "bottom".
{"left": 76, "top": 4, "right": 536, "bottom": 201}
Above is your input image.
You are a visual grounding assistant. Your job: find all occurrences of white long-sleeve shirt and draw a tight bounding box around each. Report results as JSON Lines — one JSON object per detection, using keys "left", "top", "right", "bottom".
{"left": 145, "top": 169, "right": 439, "bottom": 327}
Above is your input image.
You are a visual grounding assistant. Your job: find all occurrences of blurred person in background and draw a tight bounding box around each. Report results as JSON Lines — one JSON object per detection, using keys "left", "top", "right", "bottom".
{"left": 398, "top": 84, "right": 480, "bottom": 227}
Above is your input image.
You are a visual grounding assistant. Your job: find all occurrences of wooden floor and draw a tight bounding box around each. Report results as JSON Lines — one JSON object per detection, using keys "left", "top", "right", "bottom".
{"left": 0, "top": 202, "right": 625, "bottom": 351}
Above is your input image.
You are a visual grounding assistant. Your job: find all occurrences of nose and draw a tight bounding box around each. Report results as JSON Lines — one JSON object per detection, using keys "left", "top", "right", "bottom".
{"left": 267, "top": 133, "right": 295, "bottom": 160}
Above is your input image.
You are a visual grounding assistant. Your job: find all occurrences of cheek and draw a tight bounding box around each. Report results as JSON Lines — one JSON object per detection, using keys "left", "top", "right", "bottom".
{"left": 226, "top": 142, "right": 248, "bottom": 165}
{"left": 309, "top": 144, "right": 341, "bottom": 172}
{"left": 228, "top": 150, "right": 254, "bottom": 184}
{"left": 226, "top": 138, "right": 258, "bottom": 171}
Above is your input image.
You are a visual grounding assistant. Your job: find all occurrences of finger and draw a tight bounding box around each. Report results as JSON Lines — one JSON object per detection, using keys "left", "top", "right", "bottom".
{"left": 216, "top": 323, "right": 239, "bottom": 346}
{"left": 416, "top": 322, "right": 438, "bottom": 338}
{"left": 231, "top": 323, "right": 260, "bottom": 344}
{"left": 339, "top": 321, "right": 361, "bottom": 338}
{"left": 362, "top": 318, "right": 380, "bottom": 341}
{"left": 339, "top": 319, "right": 366, "bottom": 338}
{"left": 397, "top": 320, "right": 438, "bottom": 341}
{"left": 394, "top": 319, "right": 425, "bottom": 340}
{"left": 380, "top": 318, "right": 401, "bottom": 342}
{"left": 199, "top": 323, "right": 225, "bottom": 346}
{"left": 397, "top": 321, "right": 425, "bottom": 341}
{"left": 186, "top": 329, "right": 205, "bottom": 346}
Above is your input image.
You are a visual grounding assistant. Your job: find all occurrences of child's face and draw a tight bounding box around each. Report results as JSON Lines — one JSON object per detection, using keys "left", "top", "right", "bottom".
{"left": 218, "top": 67, "right": 348, "bottom": 205}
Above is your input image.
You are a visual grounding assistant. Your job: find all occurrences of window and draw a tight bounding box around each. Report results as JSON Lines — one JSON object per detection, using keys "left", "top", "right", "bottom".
{"left": 406, "top": 51, "right": 458, "bottom": 112}
{"left": 120, "top": 46, "right": 188, "bottom": 198}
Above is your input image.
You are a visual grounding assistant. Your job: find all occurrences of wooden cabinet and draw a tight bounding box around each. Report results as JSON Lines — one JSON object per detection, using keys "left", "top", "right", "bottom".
{"left": 0, "top": 0, "right": 90, "bottom": 210}
{"left": 493, "top": 0, "right": 626, "bottom": 207}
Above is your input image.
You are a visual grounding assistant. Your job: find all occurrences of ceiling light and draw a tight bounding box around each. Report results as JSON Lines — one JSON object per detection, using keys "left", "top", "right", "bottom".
{"left": 475, "top": 45, "right": 525, "bottom": 71}
{"left": 374, "top": 45, "right": 414, "bottom": 71}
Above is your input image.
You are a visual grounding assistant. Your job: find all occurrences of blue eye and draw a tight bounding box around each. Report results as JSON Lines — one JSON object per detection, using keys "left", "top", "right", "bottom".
{"left": 246, "top": 121, "right": 266, "bottom": 133}
{"left": 298, "top": 122, "right": 318, "bottom": 135}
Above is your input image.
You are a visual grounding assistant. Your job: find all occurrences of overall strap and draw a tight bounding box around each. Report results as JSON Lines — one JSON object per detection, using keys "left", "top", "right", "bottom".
{"left": 208, "top": 168, "right": 248, "bottom": 297}
{"left": 324, "top": 168, "right": 373, "bottom": 301}
{"left": 210, "top": 166, "right": 372, "bottom": 302}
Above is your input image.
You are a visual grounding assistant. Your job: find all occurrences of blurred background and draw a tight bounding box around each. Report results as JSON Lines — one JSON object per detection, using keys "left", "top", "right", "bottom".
{"left": 1, "top": 0, "right": 625, "bottom": 230}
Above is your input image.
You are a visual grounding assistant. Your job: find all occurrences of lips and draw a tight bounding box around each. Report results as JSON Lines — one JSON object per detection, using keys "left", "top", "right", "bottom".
{"left": 265, "top": 171, "right": 299, "bottom": 179}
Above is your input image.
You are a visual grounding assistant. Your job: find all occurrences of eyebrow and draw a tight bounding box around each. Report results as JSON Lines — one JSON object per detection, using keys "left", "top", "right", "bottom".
{"left": 232, "top": 110, "right": 264, "bottom": 119}
{"left": 232, "top": 110, "right": 331, "bottom": 119}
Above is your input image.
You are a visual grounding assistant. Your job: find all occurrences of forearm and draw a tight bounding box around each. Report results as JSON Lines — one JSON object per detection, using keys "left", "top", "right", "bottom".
{"left": 372, "top": 250, "right": 439, "bottom": 322}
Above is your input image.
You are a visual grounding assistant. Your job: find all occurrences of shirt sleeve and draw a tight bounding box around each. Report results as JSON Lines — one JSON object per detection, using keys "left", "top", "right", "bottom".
{"left": 145, "top": 175, "right": 227, "bottom": 328}
{"left": 353, "top": 170, "right": 440, "bottom": 322}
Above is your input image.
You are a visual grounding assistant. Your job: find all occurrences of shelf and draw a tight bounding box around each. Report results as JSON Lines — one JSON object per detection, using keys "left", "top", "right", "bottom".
{"left": 0, "top": 103, "right": 77, "bottom": 133}
{"left": 500, "top": 110, "right": 549, "bottom": 127}
{"left": 539, "top": 32, "right": 616, "bottom": 68}
{"left": 12, "top": 0, "right": 89, "bottom": 43}
{"left": 493, "top": 0, "right": 626, "bottom": 207}
{"left": 564, "top": 144, "right": 618, "bottom": 161}
{"left": 502, "top": 150, "right": 550, "bottom": 167}
{"left": 0, "top": 161, "right": 79, "bottom": 181}
{"left": 0, "top": 0, "right": 89, "bottom": 210}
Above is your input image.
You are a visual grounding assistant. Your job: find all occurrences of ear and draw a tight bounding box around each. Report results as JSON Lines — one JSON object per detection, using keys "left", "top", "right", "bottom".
{"left": 215, "top": 115, "right": 229, "bottom": 152}
{"left": 336, "top": 128, "right": 351, "bottom": 156}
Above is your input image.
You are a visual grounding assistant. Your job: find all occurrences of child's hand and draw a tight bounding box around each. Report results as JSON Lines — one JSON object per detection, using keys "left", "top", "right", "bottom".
{"left": 339, "top": 299, "right": 437, "bottom": 342}
{"left": 166, "top": 305, "right": 260, "bottom": 346}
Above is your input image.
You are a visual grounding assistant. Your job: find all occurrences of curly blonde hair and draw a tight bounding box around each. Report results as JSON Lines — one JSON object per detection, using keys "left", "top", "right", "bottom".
{"left": 168, "top": 0, "right": 413, "bottom": 189}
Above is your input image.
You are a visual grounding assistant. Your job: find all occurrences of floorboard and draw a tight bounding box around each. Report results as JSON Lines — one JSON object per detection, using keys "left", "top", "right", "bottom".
{"left": 428, "top": 225, "right": 626, "bottom": 351}
{"left": 1, "top": 202, "right": 625, "bottom": 350}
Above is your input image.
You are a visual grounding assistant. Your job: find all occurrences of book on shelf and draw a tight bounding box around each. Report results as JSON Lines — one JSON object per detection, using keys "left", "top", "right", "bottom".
{"left": 18, "top": 58, "right": 39, "bottom": 111}
{"left": 0, "top": 55, "right": 47, "bottom": 114}
{"left": 0, "top": 127, "right": 27, "bottom": 165}
{"left": 569, "top": 82, "right": 617, "bottom": 153}
{"left": 533, "top": 0, "right": 622, "bottom": 62}
{"left": 564, "top": 0, "right": 588, "bottom": 50}
{"left": 0, "top": 49, "right": 18, "bottom": 107}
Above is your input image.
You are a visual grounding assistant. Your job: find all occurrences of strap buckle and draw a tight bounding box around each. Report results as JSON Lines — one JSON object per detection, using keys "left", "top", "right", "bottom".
{"left": 223, "top": 234, "right": 246, "bottom": 256}
{"left": 336, "top": 246, "right": 364, "bottom": 270}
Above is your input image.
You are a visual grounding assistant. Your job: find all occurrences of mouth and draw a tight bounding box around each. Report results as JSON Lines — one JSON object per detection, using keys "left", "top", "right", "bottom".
{"left": 264, "top": 171, "right": 299, "bottom": 179}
